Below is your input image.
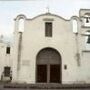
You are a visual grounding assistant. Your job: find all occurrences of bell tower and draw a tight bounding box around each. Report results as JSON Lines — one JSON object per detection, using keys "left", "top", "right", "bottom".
{"left": 79, "top": 9, "right": 90, "bottom": 51}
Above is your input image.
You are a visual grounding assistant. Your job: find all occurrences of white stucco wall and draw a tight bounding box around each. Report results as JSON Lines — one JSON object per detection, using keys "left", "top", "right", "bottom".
{"left": 12, "top": 13, "right": 80, "bottom": 84}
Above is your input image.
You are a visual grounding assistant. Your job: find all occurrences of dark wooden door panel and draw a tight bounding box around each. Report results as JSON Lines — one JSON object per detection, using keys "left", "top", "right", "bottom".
{"left": 36, "top": 65, "right": 47, "bottom": 83}
{"left": 50, "top": 65, "right": 60, "bottom": 83}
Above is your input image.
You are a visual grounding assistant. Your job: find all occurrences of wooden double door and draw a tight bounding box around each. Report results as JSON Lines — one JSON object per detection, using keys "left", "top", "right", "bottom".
{"left": 36, "top": 48, "right": 62, "bottom": 83}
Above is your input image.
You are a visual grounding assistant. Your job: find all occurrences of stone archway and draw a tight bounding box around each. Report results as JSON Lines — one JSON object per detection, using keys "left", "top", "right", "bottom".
{"left": 36, "top": 47, "right": 62, "bottom": 83}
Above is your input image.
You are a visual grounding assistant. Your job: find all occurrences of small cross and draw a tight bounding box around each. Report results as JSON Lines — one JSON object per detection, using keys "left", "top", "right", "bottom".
{"left": 46, "top": 6, "right": 50, "bottom": 13}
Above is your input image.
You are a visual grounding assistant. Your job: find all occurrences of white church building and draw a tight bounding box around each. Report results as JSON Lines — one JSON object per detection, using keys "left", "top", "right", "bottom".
{"left": 0, "top": 9, "right": 90, "bottom": 84}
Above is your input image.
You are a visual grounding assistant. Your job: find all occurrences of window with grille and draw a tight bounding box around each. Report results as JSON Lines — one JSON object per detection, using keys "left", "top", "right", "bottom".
{"left": 45, "top": 22, "right": 52, "bottom": 37}
{"left": 6, "top": 47, "right": 10, "bottom": 54}
{"left": 4, "top": 67, "right": 11, "bottom": 77}
{"left": 87, "top": 35, "right": 90, "bottom": 44}
{"left": 84, "top": 31, "right": 90, "bottom": 50}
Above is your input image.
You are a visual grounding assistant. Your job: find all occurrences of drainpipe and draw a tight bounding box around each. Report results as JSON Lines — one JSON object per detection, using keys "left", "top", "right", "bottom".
{"left": 75, "top": 33, "right": 80, "bottom": 66}
{"left": 17, "top": 32, "right": 22, "bottom": 72}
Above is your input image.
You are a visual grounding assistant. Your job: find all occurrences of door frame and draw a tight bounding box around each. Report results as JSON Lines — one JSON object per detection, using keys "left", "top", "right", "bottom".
{"left": 36, "top": 47, "right": 62, "bottom": 84}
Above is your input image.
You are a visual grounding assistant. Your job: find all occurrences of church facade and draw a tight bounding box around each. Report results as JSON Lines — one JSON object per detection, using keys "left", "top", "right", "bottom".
{"left": 0, "top": 9, "right": 90, "bottom": 84}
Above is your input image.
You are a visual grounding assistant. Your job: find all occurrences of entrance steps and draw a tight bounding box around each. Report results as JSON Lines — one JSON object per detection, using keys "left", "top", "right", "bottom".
{"left": 0, "top": 83, "right": 90, "bottom": 90}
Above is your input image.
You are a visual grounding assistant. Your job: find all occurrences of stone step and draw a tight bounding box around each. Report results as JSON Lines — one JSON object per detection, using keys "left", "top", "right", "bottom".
{"left": 0, "top": 83, "right": 90, "bottom": 90}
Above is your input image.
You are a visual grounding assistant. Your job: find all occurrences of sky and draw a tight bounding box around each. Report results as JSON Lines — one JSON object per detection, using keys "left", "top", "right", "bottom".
{"left": 0, "top": 0, "right": 90, "bottom": 41}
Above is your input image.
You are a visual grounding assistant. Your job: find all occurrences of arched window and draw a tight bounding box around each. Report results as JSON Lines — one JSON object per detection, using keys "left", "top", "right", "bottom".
{"left": 18, "top": 18, "right": 24, "bottom": 32}
{"left": 72, "top": 19, "right": 78, "bottom": 33}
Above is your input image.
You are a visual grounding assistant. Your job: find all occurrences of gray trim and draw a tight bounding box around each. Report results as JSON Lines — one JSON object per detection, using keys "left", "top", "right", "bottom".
{"left": 81, "top": 34, "right": 90, "bottom": 36}
{"left": 43, "top": 18, "right": 54, "bottom": 21}
{"left": 14, "top": 14, "right": 26, "bottom": 21}
{"left": 81, "top": 26, "right": 90, "bottom": 28}
{"left": 26, "top": 13, "right": 70, "bottom": 21}
{"left": 82, "top": 50, "right": 90, "bottom": 52}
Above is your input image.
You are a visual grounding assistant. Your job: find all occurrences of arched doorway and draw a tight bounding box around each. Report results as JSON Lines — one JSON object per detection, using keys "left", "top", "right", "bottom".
{"left": 36, "top": 48, "right": 62, "bottom": 83}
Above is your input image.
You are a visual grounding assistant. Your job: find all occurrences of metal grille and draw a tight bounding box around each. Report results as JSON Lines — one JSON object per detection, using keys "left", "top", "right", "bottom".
{"left": 45, "top": 22, "right": 52, "bottom": 37}
{"left": 4, "top": 67, "right": 10, "bottom": 77}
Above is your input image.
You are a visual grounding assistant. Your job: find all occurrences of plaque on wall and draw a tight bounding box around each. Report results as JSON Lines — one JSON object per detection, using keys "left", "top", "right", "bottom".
{"left": 22, "top": 60, "right": 30, "bottom": 66}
